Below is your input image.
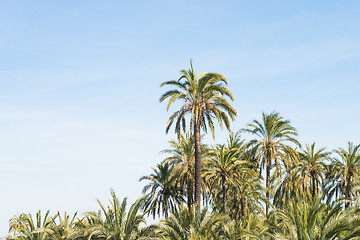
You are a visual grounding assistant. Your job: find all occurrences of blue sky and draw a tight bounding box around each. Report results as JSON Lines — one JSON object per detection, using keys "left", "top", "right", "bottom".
{"left": 1, "top": 0, "right": 360, "bottom": 235}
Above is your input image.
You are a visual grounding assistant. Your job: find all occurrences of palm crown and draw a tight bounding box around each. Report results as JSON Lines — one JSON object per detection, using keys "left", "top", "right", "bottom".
{"left": 327, "top": 142, "right": 360, "bottom": 208}
{"left": 296, "top": 142, "right": 330, "bottom": 199}
{"left": 159, "top": 60, "right": 237, "bottom": 138}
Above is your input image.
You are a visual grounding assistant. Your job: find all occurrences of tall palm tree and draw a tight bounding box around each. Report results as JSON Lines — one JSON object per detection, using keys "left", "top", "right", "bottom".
{"left": 327, "top": 142, "right": 360, "bottom": 208}
{"left": 161, "top": 133, "right": 209, "bottom": 210}
{"left": 296, "top": 142, "right": 330, "bottom": 199}
{"left": 160, "top": 60, "right": 237, "bottom": 204}
{"left": 76, "top": 190, "right": 156, "bottom": 240}
{"left": 242, "top": 112, "right": 300, "bottom": 215}
{"left": 139, "top": 161, "right": 183, "bottom": 219}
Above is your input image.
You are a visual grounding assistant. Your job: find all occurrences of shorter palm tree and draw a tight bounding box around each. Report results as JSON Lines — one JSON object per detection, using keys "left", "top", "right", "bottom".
{"left": 222, "top": 214, "right": 269, "bottom": 240}
{"left": 9, "top": 210, "right": 54, "bottom": 240}
{"left": 327, "top": 142, "right": 360, "bottom": 208}
{"left": 273, "top": 195, "right": 358, "bottom": 240}
{"left": 140, "top": 162, "right": 183, "bottom": 219}
{"left": 49, "top": 212, "right": 78, "bottom": 240}
{"left": 228, "top": 174, "right": 265, "bottom": 221}
{"left": 296, "top": 142, "right": 330, "bottom": 199}
{"left": 203, "top": 144, "right": 239, "bottom": 215}
{"left": 203, "top": 133, "right": 257, "bottom": 215}
{"left": 158, "top": 205, "right": 224, "bottom": 240}
{"left": 273, "top": 157, "right": 305, "bottom": 209}
{"left": 75, "top": 190, "right": 156, "bottom": 240}
{"left": 242, "top": 112, "right": 300, "bottom": 215}
{"left": 203, "top": 133, "right": 264, "bottom": 220}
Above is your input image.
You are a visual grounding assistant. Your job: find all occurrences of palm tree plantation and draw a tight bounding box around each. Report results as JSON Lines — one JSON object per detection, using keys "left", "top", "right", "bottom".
{"left": 7, "top": 61, "right": 360, "bottom": 240}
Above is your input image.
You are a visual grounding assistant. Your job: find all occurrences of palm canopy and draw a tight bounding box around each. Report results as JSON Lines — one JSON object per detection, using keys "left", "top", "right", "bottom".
{"left": 327, "top": 142, "right": 360, "bottom": 208}
{"left": 222, "top": 214, "right": 269, "bottom": 240}
{"left": 158, "top": 205, "right": 224, "bottom": 240}
{"left": 159, "top": 60, "right": 237, "bottom": 138}
{"left": 139, "top": 161, "right": 183, "bottom": 219}
{"left": 273, "top": 155, "right": 303, "bottom": 209}
{"left": 203, "top": 144, "right": 242, "bottom": 214}
{"left": 243, "top": 112, "right": 299, "bottom": 155}
{"left": 203, "top": 132, "right": 257, "bottom": 215}
{"left": 273, "top": 195, "right": 359, "bottom": 240}
{"left": 242, "top": 112, "right": 299, "bottom": 215}
{"left": 9, "top": 210, "right": 54, "bottom": 240}
{"left": 296, "top": 142, "right": 330, "bottom": 199}
{"left": 75, "top": 190, "right": 155, "bottom": 240}
{"left": 49, "top": 212, "right": 78, "bottom": 240}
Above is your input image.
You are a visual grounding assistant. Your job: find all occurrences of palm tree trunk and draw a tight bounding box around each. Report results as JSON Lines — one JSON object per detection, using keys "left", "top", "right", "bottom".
{"left": 222, "top": 175, "right": 227, "bottom": 214}
{"left": 345, "top": 174, "right": 352, "bottom": 209}
{"left": 311, "top": 173, "right": 316, "bottom": 199}
{"left": 240, "top": 193, "right": 245, "bottom": 219}
{"left": 194, "top": 122, "right": 202, "bottom": 204}
{"left": 345, "top": 185, "right": 350, "bottom": 209}
{"left": 266, "top": 162, "right": 270, "bottom": 216}
{"left": 165, "top": 205, "right": 168, "bottom": 219}
{"left": 187, "top": 176, "right": 193, "bottom": 210}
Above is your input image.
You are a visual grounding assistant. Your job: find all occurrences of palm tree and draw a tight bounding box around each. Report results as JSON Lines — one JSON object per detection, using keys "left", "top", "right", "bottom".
{"left": 203, "top": 133, "right": 257, "bottom": 215}
{"left": 327, "top": 142, "right": 360, "bottom": 208}
{"left": 273, "top": 155, "right": 305, "bottom": 209}
{"left": 160, "top": 60, "right": 237, "bottom": 204}
{"left": 161, "top": 133, "right": 209, "bottom": 210}
{"left": 242, "top": 112, "right": 300, "bottom": 215}
{"left": 76, "top": 190, "right": 156, "bottom": 240}
{"left": 226, "top": 133, "right": 265, "bottom": 220}
{"left": 203, "top": 144, "right": 238, "bottom": 215}
{"left": 296, "top": 142, "right": 330, "bottom": 199}
{"left": 273, "top": 195, "right": 359, "bottom": 240}
{"left": 9, "top": 210, "right": 54, "bottom": 240}
{"left": 139, "top": 161, "right": 183, "bottom": 219}
{"left": 158, "top": 205, "right": 224, "bottom": 240}
{"left": 222, "top": 214, "right": 269, "bottom": 240}
{"left": 229, "top": 174, "right": 265, "bottom": 221}
{"left": 48, "top": 212, "right": 78, "bottom": 240}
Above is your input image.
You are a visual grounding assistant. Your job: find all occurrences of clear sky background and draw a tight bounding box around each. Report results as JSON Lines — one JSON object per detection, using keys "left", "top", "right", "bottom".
{"left": 1, "top": 1, "right": 360, "bottom": 236}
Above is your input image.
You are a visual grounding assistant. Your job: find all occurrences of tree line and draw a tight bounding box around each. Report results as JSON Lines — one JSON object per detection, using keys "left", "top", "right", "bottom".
{"left": 8, "top": 61, "right": 360, "bottom": 239}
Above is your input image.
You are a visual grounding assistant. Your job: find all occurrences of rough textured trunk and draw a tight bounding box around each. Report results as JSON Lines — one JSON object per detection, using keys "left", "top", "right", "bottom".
{"left": 165, "top": 205, "right": 168, "bottom": 219}
{"left": 311, "top": 172, "right": 316, "bottom": 199}
{"left": 302, "top": 181, "right": 306, "bottom": 199}
{"left": 345, "top": 174, "right": 352, "bottom": 209}
{"left": 266, "top": 163, "right": 270, "bottom": 216}
{"left": 222, "top": 175, "right": 227, "bottom": 214}
{"left": 187, "top": 176, "right": 193, "bottom": 210}
{"left": 194, "top": 122, "right": 202, "bottom": 204}
{"left": 239, "top": 193, "right": 245, "bottom": 219}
